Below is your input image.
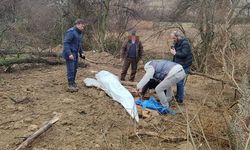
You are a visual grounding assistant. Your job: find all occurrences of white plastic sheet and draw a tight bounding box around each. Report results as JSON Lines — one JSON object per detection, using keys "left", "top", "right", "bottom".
{"left": 84, "top": 71, "right": 139, "bottom": 122}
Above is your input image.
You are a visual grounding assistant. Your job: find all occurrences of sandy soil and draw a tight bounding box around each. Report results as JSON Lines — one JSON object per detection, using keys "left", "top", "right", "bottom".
{"left": 0, "top": 50, "right": 235, "bottom": 150}
{"left": 0, "top": 20, "right": 239, "bottom": 149}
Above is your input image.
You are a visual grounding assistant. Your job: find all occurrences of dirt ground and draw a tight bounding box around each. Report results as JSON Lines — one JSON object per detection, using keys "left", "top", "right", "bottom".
{"left": 0, "top": 23, "right": 237, "bottom": 149}
{"left": 0, "top": 50, "right": 236, "bottom": 150}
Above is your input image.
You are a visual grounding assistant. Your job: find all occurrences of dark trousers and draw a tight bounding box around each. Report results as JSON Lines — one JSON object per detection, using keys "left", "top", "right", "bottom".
{"left": 175, "top": 66, "right": 190, "bottom": 102}
{"left": 121, "top": 58, "right": 137, "bottom": 81}
{"left": 65, "top": 53, "right": 78, "bottom": 86}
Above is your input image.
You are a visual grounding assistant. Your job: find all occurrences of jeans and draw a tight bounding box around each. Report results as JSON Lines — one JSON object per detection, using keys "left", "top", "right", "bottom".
{"left": 66, "top": 53, "right": 78, "bottom": 86}
{"left": 175, "top": 66, "right": 190, "bottom": 102}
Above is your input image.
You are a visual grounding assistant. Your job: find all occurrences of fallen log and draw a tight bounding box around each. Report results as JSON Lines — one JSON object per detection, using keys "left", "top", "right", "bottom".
{"left": 0, "top": 49, "right": 60, "bottom": 58}
{"left": 0, "top": 49, "right": 123, "bottom": 67}
{"left": 0, "top": 57, "right": 64, "bottom": 66}
{"left": 121, "top": 81, "right": 138, "bottom": 87}
{"left": 0, "top": 57, "right": 89, "bottom": 69}
{"left": 15, "top": 113, "right": 62, "bottom": 150}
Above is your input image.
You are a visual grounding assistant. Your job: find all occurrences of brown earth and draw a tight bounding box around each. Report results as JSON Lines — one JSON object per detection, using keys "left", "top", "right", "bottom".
{"left": 0, "top": 50, "right": 236, "bottom": 150}
{"left": 0, "top": 23, "right": 238, "bottom": 150}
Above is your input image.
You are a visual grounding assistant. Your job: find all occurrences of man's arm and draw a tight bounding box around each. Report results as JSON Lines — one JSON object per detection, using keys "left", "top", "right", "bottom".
{"left": 137, "top": 65, "right": 154, "bottom": 91}
{"left": 120, "top": 41, "right": 127, "bottom": 59}
{"left": 138, "top": 41, "right": 144, "bottom": 60}
{"left": 79, "top": 36, "right": 84, "bottom": 55}
{"left": 79, "top": 34, "right": 85, "bottom": 59}
{"left": 63, "top": 31, "right": 73, "bottom": 58}
{"left": 175, "top": 43, "right": 191, "bottom": 58}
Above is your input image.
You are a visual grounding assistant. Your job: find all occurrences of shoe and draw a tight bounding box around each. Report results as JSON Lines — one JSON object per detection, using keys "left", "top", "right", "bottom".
{"left": 176, "top": 99, "right": 183, "bottom": 104}
{"left": 73, "top": 83, "right": 79, "bottom": 90}
{"left": 67, "top": 85, "right": 78, "bottom": 92}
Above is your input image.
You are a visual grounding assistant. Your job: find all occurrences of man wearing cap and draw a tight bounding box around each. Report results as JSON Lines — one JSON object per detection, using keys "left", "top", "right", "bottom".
{"left": 137, "top": 60, "right": 186, "bottom": 108}
{"left": 63, "top": 19, "right": 87, "bottom": 92}
{"left": 120, "top": 30, "right": 143, "bottom": 81}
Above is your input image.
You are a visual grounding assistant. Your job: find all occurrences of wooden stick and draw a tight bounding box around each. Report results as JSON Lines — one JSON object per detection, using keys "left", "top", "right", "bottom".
{"left": 15, "top": 113, "right": 62, "bottom": 150}
{"left": 189, "top": 71, "right": 223, "bottom": 82}
{"left": 8, "top": 96, "right": 31, "bottom": 104}
{"left": 121, "top": 81, "right": 138, "bottom": 86}
{"left": 85, "top": 58, "right": 122, "bottom": 67}
{"left": 136, "top": 106, "right": 152, "bottom": 118}
{"left": 129, "top": 131, "right": 187, "bottom": 143}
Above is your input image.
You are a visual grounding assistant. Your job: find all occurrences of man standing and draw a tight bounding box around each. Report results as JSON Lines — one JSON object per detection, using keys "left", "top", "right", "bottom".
{"left": 170, "top": 31, "right": 192, "bottom": 103}
{"left": 137, "top": 60, "right": 186, "bottom": 108}
{"left": 120, "top": 30, "right": 143, "bottom": 81}
{"left": 63, "top": 19, "right": 87, "bottom": 92}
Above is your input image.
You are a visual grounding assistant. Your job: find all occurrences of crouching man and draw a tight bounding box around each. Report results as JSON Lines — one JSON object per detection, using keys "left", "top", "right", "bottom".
{"left": 137, "top": 60, "right": 186, "bottom": 108}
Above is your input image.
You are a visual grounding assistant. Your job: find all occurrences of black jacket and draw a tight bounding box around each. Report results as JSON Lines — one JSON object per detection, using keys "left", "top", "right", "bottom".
{"left": 173, "top": 37, "right": 192, "bottom": 68}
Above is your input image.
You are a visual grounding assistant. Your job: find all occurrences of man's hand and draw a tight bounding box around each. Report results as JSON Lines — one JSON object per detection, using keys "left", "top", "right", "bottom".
{"left": 80, "top": 53, "right": 85, "bottom": 59}
{"left": 69, "top": 54, "right": 74, "bottom": 60}
{"left": 170, "top": 48, "right": 176, "bottom": 55}
{"left": 136, "top": 89, "right": 143, "bottom": 99}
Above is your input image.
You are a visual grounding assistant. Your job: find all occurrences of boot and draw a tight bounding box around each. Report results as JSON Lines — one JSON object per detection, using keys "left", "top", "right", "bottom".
{"left": 120, "top": 77, "right": 125, "bottom": 81}
{"left": 73, "top": 82, "right": 79, "bottom": 90}
{"left": 67, "top": 85, "right": 78, "bottom": 92}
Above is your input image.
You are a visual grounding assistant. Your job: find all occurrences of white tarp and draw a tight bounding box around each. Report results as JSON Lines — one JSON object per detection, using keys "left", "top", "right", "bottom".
{"left": 84, "top": 70, "right": 139, "bottom": 122}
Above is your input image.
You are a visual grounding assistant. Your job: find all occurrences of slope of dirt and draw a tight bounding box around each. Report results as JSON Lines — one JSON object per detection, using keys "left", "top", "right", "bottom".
{"left": 0, "top": 51, "right": 234, "bottom": 150}
{"left": 1, "top": 32, "right": 240, "bottom": 150}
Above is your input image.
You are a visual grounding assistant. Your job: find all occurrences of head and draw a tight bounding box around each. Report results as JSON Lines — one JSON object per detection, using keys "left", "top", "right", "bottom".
{"left": 131, "top": 30, "right": 137, "bottom": 41}
{"left": 75, "top": 19, "right": 87, "bottom": 31}
{"left": 170, "top": 31, "right": 183, "bottom": 43}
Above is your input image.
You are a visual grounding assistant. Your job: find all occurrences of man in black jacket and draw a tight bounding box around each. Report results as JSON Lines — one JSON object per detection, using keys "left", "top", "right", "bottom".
{"left": 170, "top": 31, "right": 192, "bottom": 103}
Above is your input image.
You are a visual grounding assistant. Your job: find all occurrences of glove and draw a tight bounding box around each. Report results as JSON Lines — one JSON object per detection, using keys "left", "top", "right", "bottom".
{"left": 80, "top": 54, "right": 85, "bottom": 59}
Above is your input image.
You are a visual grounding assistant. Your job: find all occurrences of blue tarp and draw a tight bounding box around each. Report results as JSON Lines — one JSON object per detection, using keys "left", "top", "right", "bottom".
{"left": 135, "top": 96, "right": 176, "bottom": 115}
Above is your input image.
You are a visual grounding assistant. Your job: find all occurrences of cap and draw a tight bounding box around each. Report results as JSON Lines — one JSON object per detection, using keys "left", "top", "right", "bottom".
{"left": 131, "top": 30, "right": 136, "bottom": 36}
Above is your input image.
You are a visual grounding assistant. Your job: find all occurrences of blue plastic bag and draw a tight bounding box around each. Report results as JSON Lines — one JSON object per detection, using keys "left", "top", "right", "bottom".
{"left": 135, "top": 96, "right": 176, "bottom": 115}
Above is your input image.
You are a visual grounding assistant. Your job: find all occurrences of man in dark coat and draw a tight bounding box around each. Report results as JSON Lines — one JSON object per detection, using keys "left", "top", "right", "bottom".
{"left": 120, "top": 31, "right": 143, "bottom": 81}
{"left": 63, "top": 19, "right": 87, "bottom": 92}
{"left": 170, "top": 31, "right": 193, "bottom": 103}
